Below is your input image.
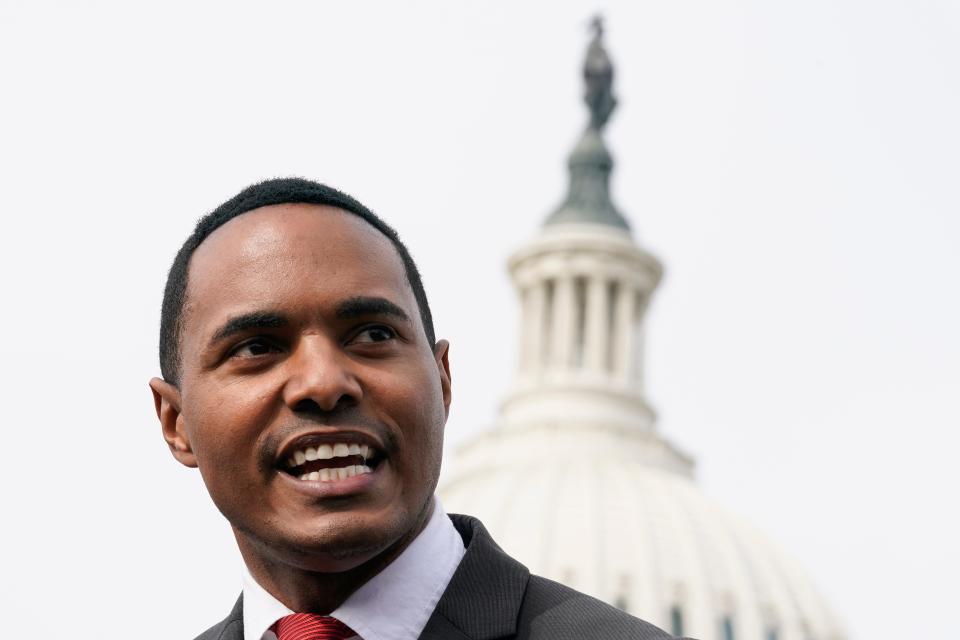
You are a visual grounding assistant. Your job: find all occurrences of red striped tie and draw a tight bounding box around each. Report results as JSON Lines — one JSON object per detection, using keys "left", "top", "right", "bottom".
{"left": 271, "top": 613, "right": 357, "bottom": 640}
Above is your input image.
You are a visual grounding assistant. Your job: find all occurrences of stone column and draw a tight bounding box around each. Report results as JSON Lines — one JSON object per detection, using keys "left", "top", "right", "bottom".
{"left": 614, "top": 282, "right": 636, "bottom": 382}
{"left": 516, "top": 286, "right": 530, "bottom": 373}
{"left": 525, "top": 281, "right": 546, "bottom": 374}
{"left": 584, "top": 275, "right": 608, "bottom": 371}
{"left": 551, "top": 275, "right": 575, "bottom": 369}
{"left": 631, "top": 293, "right": 649, "bottom": 388}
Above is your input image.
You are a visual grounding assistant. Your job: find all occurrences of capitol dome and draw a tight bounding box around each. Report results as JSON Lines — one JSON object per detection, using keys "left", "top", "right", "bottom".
{"left": 442, "top": 422, "right": 846, "bottom": 640}
{"left": 440, "top": 20, "right": 846, "bottom": 640}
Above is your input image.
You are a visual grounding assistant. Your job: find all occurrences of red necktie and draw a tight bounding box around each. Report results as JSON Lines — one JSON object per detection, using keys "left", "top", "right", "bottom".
{"left": 271, "top": 613, "right": 357, "bottom": 640}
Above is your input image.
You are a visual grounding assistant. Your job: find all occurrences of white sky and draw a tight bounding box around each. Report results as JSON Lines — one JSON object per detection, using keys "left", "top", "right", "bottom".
{"left": 1, "top": 1, "right": 957, "bottom": 638}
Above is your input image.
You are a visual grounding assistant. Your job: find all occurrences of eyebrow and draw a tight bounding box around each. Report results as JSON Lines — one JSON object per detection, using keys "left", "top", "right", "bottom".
{"left": 207, "top": 298, "right": 409, "bottom": 346}
{"left": 209, "top": 311, "right": 289, "bottom": 345}
{"left": 336, "top": 296, "right": 410, "bottom": 322}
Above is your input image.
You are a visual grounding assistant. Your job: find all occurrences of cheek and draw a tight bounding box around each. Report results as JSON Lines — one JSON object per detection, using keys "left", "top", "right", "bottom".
{"left": 385, "top": 371, "right": 446, "bottom": 477}
{"left": 186, "top": 381, "right": 277, "bottom": 462}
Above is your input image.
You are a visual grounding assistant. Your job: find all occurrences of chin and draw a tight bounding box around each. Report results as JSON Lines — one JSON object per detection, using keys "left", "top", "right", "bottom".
{"left": 265, "top": 511, "right": 413, "bottom": 573}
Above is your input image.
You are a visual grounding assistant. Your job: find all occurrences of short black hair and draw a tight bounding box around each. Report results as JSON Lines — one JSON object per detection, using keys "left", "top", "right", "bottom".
{"left": 159, "top": 177, "right": 435, "bottom": 385}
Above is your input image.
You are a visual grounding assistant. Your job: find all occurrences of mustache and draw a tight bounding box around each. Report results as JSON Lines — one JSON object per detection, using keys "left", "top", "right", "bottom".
{"left": 258, "top": 403, "right": 398, "bottom": 472}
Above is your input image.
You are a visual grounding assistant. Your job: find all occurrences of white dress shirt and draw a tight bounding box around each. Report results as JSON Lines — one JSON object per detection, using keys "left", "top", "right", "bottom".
{"left": 242, "top": 499, "right": 466, "bottom": 640}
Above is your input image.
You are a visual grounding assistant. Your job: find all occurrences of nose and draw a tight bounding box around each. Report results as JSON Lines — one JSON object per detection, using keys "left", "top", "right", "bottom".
{"left": 282, "top": 335, "right": 363, "bottom": 414}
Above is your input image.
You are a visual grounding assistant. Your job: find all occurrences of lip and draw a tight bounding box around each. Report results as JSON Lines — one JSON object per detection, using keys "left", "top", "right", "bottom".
{"left": 275, "top": 428, "right": 386, "bottom": 466}
{"left": 276, "top": 458, "right": 386, "bottom": 498}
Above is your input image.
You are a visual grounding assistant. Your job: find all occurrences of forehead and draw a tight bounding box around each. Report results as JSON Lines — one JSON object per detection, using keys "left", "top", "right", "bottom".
{"left": 184, "top": 203, "right": 411, "bottom": 328}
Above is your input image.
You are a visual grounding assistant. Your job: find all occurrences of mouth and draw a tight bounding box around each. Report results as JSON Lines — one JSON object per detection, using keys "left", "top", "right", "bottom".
{"left": 279, "top": 440, "right": 386, "bottom": 483}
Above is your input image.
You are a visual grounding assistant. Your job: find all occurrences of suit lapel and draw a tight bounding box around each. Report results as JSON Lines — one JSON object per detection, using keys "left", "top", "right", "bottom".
{"left": 195, "top": 594, "right": 244, "bottom": 640}
{"left": 418, "top": 515, "right": 530, "bottom": 640}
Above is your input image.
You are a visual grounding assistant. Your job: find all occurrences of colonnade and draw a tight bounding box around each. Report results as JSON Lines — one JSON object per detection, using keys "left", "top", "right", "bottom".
{"left": 517, "top": 271, "right": 646, "bottom": 385}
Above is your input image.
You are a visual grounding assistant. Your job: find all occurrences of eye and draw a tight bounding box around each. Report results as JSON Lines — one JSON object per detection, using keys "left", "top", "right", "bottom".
{"left": 350, "top": 325, "right": 397, "bottom": 344}
{"left": 230, "top": 338, "right": 280, "bottom": 358}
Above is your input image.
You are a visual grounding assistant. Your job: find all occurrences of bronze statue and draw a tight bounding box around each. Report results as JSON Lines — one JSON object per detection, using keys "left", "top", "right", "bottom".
{"left": 584, "top": 16, "right": 617, "bottom": 131}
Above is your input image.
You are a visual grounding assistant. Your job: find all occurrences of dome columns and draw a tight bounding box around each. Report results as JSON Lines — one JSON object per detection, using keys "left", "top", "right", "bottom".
{"left": 510, "top": 224, "right": 661, "bottom": 389}
{"left": 504, "top": 223, "right": 662, "bottom": 430}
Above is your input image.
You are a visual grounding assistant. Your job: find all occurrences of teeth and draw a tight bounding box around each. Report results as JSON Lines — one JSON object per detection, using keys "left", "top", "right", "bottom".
{"left": 289, "top": 442, "right": 374, "bottom": 462}
{"left": 316, "top": 444, "right": 334, "bottom": 460}
{"left": 287, "top": 442, "right": 378, "bottom": 477}
{"left": 298, "top": 463, "right": 375, "bottom": 482}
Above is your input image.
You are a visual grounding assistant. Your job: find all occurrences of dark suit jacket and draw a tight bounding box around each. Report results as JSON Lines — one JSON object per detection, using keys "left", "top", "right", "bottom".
{"left": 195, "top": 514, "right": 687, "bottom": 640}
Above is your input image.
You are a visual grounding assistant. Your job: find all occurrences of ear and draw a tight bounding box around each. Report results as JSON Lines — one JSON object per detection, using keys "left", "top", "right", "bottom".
{"left": 433, "top": 339, "right": 452, "bottom": 418}
{"left": 149, "top": 377, "right": 198, "bottom": 468}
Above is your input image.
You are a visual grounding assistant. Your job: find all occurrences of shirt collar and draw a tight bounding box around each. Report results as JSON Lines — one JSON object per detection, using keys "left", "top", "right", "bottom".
{"left": 242, "top": 499, "right": 465, "bottom": 640}
{"left": 241, "top": 564, "right": 292, "bottom": 640}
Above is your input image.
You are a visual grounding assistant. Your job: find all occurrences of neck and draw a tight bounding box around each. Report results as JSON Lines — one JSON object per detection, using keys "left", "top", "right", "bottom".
{"left": 236, "top": 499, "right": 436, "bottom": 614}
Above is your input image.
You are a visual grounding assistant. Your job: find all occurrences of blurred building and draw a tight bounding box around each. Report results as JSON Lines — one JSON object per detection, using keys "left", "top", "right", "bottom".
{"left": 440, "top": 22, "right": 846, "bottom": 640}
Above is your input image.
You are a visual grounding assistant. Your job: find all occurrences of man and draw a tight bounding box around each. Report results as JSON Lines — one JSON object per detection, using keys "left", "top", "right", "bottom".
{"left": 151, "top": 177, "right": 685, "bottom": 640}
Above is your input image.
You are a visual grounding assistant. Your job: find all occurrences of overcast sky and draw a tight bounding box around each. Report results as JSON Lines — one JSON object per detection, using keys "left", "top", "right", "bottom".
{"left": 1, "top": 1, "right": 957, "bottom": 638}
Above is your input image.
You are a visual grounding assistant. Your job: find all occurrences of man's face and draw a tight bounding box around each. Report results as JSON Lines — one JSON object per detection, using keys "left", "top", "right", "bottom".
{"left": 152, "top": 204, "right": 451, "bottom": 573}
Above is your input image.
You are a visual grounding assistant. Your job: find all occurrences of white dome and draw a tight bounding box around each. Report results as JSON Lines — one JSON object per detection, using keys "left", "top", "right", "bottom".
{"left": 439, "top": 219, "right": 846, "bottom": 640}
{"left": 441, "top": 24, "right": 846, "bottom": 640}
{"left": 441, "top": 425, "right": 846, "bottom": 640}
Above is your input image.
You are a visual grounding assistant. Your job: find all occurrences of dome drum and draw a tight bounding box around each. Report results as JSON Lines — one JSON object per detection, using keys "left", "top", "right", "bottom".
{"left": 508, "top": 225, "right": 662, "bottom": 400}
